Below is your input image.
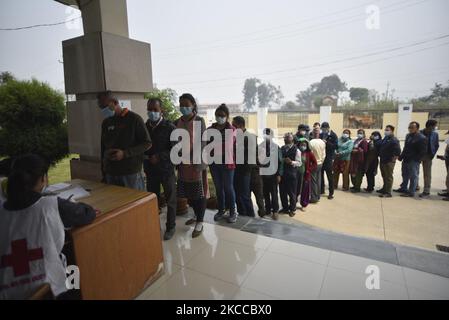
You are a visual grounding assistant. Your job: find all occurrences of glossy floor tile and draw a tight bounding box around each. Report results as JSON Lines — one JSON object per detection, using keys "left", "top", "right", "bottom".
{"left": 139, "top": 220, "right": 449, "bottom": 300}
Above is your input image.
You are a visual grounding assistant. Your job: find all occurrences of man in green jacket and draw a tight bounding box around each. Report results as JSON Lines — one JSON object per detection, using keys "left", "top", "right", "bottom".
{"left": 98, "top": 91, "right": 152, "bottom": 190}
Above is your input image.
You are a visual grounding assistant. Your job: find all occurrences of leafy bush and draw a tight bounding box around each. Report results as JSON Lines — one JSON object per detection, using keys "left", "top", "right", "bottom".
{"left": 0, "top": 76, "right": 69, "bottom": 165}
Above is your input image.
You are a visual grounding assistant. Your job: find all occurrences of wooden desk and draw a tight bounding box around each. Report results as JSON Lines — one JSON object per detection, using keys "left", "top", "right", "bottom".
{"left": 67, "top": 180, "right": 164, "bottom": 300}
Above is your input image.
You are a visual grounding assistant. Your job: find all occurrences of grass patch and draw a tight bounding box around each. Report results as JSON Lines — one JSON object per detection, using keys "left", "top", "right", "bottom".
{"left": 48, "top": 155, "right": 77, "bottom": 185}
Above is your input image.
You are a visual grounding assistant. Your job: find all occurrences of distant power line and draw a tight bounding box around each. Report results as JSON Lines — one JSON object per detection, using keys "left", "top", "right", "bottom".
{"left": 0, "top": 16, "right": 81, "bottom": 31}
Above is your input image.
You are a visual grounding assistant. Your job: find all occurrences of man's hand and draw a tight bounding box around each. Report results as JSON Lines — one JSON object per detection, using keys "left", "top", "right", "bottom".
{"left": 109, "top": 149, "right": 125, "bottom": 161}
{"left": 437, "top": 155, "right": 445, "bottom": 161}
{"left": 284, "top": 158, "right": 292, "bottom": 165}
{"left": 276, "top": 176, "right": 281, "bottom": 184}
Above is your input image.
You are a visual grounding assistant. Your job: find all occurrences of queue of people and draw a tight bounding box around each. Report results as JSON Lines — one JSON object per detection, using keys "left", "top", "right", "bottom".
{"left": 1, "top": 91, "right": 448, "bottom": 299}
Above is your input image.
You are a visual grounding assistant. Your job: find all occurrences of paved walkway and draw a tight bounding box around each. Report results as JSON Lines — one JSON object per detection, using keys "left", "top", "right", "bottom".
{"left": 286, "top": 149, "right": 448, "bottom": 252}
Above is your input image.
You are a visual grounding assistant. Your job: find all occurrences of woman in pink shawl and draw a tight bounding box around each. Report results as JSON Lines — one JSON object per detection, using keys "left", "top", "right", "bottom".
{"left": 350, "top": 129, "right": 369, "bottom": 193}
{"left": 174, "top": 94, "right": 209, "bottom": 238}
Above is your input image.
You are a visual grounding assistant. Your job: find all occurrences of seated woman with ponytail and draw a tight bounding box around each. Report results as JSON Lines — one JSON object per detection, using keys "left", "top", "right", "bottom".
{"left": 0, "top": 154, "right": 96, "bottom": 300}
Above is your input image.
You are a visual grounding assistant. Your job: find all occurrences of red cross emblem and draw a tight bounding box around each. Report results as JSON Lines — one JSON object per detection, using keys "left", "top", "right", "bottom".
{"left": 1, "top": 239, "right": 44, "bottom": 277}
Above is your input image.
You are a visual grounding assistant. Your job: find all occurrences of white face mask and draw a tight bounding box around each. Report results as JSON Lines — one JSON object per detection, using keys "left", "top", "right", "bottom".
{"left": 445, "top": 137, "right": 449, "bottom": 145}
{"left": 216, "top": 117, "right": 227, "bottom": 125}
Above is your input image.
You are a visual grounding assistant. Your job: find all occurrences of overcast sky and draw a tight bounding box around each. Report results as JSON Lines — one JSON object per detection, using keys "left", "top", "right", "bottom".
{"left": 1, "top": 0, "right": 448, "bottom": 104}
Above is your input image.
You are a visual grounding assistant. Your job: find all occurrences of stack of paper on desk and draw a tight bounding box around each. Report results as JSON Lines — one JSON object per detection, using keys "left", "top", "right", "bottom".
{"left": 57, "top": 186, "right": 91, "bottom": 201}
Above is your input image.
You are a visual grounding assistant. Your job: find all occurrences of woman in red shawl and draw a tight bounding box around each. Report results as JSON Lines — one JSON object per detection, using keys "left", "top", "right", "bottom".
{"left": 350, "top": 129, "right": 369, "bottom": 193}
{"left": 297, "top": 138, "right": 318, "bottom": 211}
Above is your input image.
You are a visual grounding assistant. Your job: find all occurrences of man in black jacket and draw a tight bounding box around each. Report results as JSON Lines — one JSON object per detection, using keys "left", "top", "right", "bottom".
{"left": 394, "top": 122, "right": 427, "bottom": 197}
{"left": 98, "top": 91, "right": 152, "bottom": 191}
{"left": 378, "top": 125, "right": 401, "bottom": 198}
{"left": 320, "top": 122, "right": 338, "bottom": 200}
{"left": 144, "top": 98, "right": 177, "bottom": 241}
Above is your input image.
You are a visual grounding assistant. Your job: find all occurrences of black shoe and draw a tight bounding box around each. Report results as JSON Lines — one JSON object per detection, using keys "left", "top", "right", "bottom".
{"left": 438, "top": 192, "right": 449, "bottom": 197}
{"left": 310, "top": 200, "right": 319, "bottom": 204}
{"left": 419, "top": 192, "right": 430, "bottom": 198}
{"left": 364, "top": 188, "right": 374, "bottom": 193}
{"left": 328, "top": 195, "right": 334, "bottom": 200}
{"left": 214, "top": 211, "right": 225, "bottom": 221}
{"left": 376, "top": 189, "right": 386, "bottom": 194}
{"left": 351, "top": 189, "right": 361, "bottom": 193}
{"left": 443, "top": 197, "right": 449, "bottom": 202}
{"left": 394, "top": 188, "right": 407, "bottom": 193}
{"left": 192, "top": 225, "right": 204, "bottom": 238}
{"left": 288, "top": 210, "right": 296, "bottom": 217}
{"left": 400, "top": 193, "right": 414, "bottom": 198}
{"left": 379, "top": 193, "right": 392, "bottom": 198}
{"left": 279, "top": 208, "right": 289, "bottom": 214}
{"left": 185, "top": 218, "right": 196, "bottom": 226}
{"left": 164, "top": 228, "right": 176, "bottom": 241}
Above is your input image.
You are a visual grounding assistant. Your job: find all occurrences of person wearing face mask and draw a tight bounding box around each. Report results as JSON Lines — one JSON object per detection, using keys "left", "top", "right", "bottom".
{"left": 378, "top": 125, "right": 401, "bottom": 198}
{"left": 174, "top": 94, "right": 209, "bottom": 237}
{"left": 333, "top": 130, "right": 354, "bottom": 191}
{"left": 394, "top": 122, "right": 427, "bottom": 198}
{"left": 437, "top": 130, "right": 449, "bottom": 201}
{"left": 349, "top": 129, "right": 369, "bottom": 193}
{"left": 280, "top": 133, "right": 302, "bottom": 217}
{"left": 364, "top": 131, "right": 382, "bottom": 193}
{"left": 144, "top": 98, "right": 177, "bottom": 241}
{"left": 320, "top": 122, "right": 338, "bottom": 200}
{"left": 0, "top": 155, "right": 96, "bottom": 299}
{"left": 418, "top": 120, "right": 440, "bottom": 197}
{"left": 309, "top": 128, "right": 326, "bottom": 203}
{"left": 296, "top": 138, "right": 318, "bottom": 211}
{"left": 294, "top": 124, "right": 309, "bottom": 145}
{"left": 258, "top": 128, "right": 283, "bottom": 220}
{"left": 97, "top": 91, "right": 152, "bottom": 191}
{"left": 206, "top": 104, "right": 237, "bottom": 223}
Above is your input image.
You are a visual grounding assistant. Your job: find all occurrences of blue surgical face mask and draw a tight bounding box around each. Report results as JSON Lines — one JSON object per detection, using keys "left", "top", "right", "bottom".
{"left": 148, "top": 111, "right": 161, "bottom": 122}
{"left": 180, "top": 106, "right": 193, "bottom": 116}
{"left": 101, "top": 107, "right": 115, "bottom": 119}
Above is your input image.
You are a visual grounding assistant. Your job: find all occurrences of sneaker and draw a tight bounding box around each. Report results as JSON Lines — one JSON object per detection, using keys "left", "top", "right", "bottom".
{"left": 272, "top": 212, "right": 279, "bottom": 221}
{"left": 164, "top": 228, "right": 176, "bottom": 241}
{"left": 393, "top": 188, "right": 407, "bottom": 193}
{"left": 328, "top": 195, "right": 334, "bottom": 200}
{"left": 379, "top": 193, "right": 392, "bottom": 198}
{"left": 227, "top": 213, "right": 238, "bottom": 224}
{"left": 419, "top": 192, "right": 430, "bottom": 198}
{"left": 214, "top": 211, "right": 225, "bottom": 222}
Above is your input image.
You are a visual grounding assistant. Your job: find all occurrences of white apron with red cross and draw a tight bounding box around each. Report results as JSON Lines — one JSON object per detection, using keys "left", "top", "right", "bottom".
{"left": 0, "top": 196, "right": 67, "bottom": 299}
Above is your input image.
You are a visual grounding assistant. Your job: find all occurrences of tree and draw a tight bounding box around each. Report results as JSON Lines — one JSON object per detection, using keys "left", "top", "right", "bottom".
{"left": 419, "top": 81, "right": 449, "bottom": 103}
{"left": 281, "top": 101, "right": 297, "bottom": 111}
{"left": 296, "top": 74, "right": 348, "bottom": 109}
{"left": 0, "top": 77, "right": 68, "bottom": 165}
{"left": 0, "top": 72, "right": 15, "bottom": 85}
{"left": 242, "top": 78, "right": 260, "bottom": 111}
{"left": 145, "top": 88, "right": 180, "bottom": 122}
{"left": 257, "top": 83, "right": 284, "bottom": 109}
{"left": 350, "top": 87, "right": 370, "bottom": 103}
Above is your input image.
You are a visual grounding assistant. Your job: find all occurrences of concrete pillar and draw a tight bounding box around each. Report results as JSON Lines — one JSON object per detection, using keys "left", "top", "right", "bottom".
{"left": 55, "top": 0, "right": 153, "bottom": 181}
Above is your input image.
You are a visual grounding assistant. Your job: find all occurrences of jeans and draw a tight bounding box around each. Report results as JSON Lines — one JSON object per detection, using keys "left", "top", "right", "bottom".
{"left": 400, "top": 160, "right": 420, "bottom": 195}
{"left": 210, "top": 164, "right": 236, "bottom": 214}
{"left": 311, "top": 165, "right": 322, "bottom": 202}
{"left": 321, "top": 159, "right": 334, "bottom": 196}
{"left": 145, "top": 166, "right": 177, "bottom": 231}
{"left": 105, "top": 172, "right": 145, "bottom": 191}
{"left": 262, "top": 175, "right": 279, "bottom": 213}
{"left": 234, "top": 171, "right": 255, "bottom": 216}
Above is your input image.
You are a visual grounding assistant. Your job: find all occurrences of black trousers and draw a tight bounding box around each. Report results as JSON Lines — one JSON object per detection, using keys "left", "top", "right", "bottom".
{"left": 188, "top": 198, "right": 206, "bottom": 223}
{"left": 321, "top": 158, "right": 334, "bottom": 196}
{"left": 280, "top": 174, "right": 298, "bottom": 212}
{"left": 251, "top": 168, "right": 266, "bottom": 216}
{"left": 262, "top": 175, "right": 279, "bottom": 213}
{"left": 145, "top": 170, "right": 177, "bottom": 230}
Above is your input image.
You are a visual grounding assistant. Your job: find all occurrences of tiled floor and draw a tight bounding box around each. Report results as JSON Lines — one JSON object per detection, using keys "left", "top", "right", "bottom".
{"left": 137, "top": 217, "right": 449, "bottom": 300}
